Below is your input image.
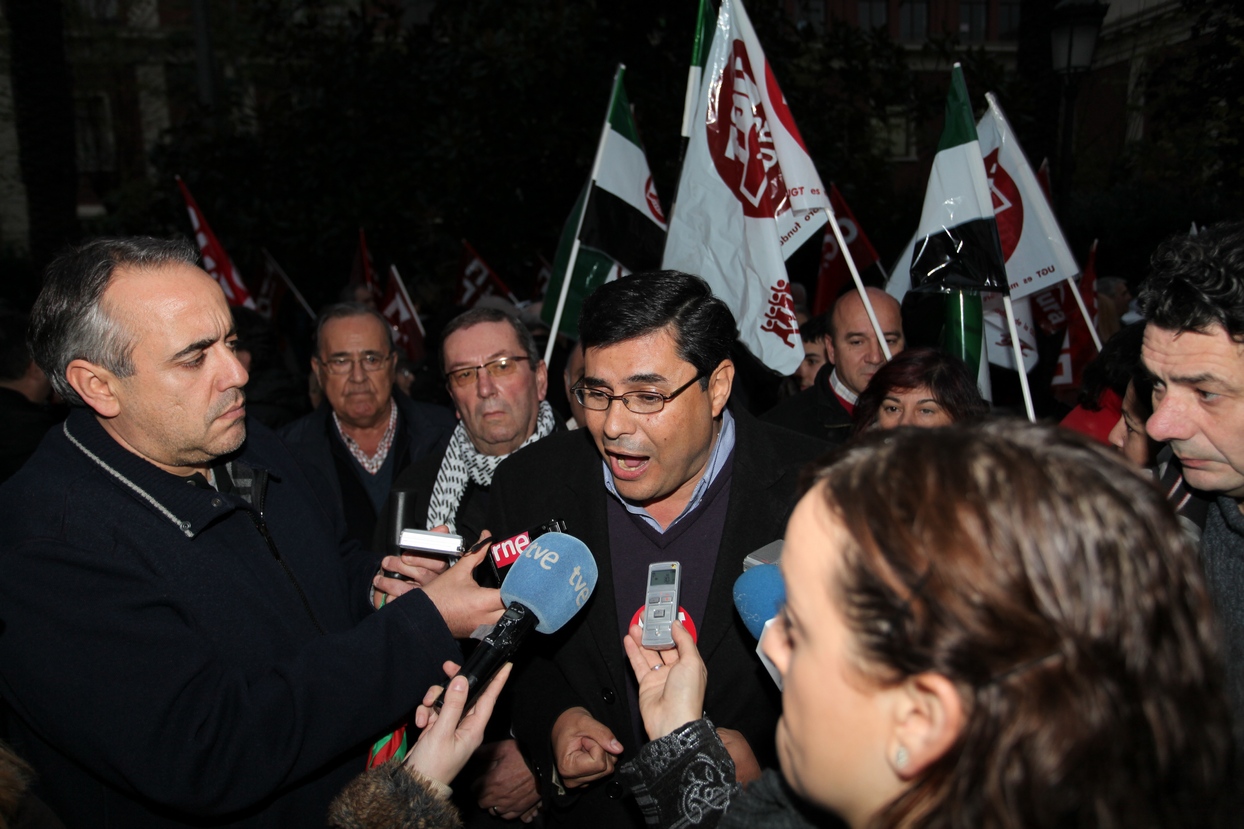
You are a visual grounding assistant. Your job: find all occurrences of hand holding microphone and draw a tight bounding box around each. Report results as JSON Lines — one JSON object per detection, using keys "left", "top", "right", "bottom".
{"left": 404, "top": 660, "right": 513, "bottom": 790}
{"left": 433, "top": 532, "right": 599, "bottom": 713}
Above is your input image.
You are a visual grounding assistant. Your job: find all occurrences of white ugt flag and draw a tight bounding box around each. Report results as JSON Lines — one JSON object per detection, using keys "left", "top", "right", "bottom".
{"left": 662, "top": 0, "right": 829, "bottom": 375}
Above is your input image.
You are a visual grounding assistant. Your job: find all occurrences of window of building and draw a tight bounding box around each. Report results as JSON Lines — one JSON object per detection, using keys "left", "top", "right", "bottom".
{"left": 75, "top": 93, "right": 116, "bottom": 173}
{"left": 998, "top": 0, "right": 1021, "bottom": 40}
{"left": 858, "top": 0, "right": 887, "bottom": 30}
{"left": 959, "top": 0, "right": 988, "bottom": 43}
{"left": 875, "top": 108, "right": 917, "bottom": 161}
{"left": 900, "top": 1, "right": 928, "bottom": 42}
{"left": 76, "top": 0, "right": 121, "bottom": 21}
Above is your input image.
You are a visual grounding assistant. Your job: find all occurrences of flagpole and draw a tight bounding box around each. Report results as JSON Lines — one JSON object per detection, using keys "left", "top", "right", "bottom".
{"left": 544, "top": 64, "right": 625, "bottom": 366}
{"left": 1063, "top": 273, "right": 1102, "bottom": 351}
{"left": 1001, "top": 295, "right": 1036, "bottom": 422}
{"left": 389, "top": 265, "right": 426, "bottom": 338}
{"left": 825, "top": 208, "right": 893, "bottom": 361}
{"left": 262, "top": 249, "right": 316, "bottom": 320}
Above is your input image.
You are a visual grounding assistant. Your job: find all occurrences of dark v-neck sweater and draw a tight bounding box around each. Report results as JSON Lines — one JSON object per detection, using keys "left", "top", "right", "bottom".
{"left": 607, "top": 450, "right": 735, "bottom": 745}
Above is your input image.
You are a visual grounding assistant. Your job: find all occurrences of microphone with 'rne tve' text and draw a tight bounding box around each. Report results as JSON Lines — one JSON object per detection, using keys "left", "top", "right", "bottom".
{"left": 434, "top": 532, "right": 598, "bottom": 712}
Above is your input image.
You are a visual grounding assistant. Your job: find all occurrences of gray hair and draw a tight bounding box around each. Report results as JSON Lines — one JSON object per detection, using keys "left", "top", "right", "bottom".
{"left": 314, "top": 303, "right": 397, "bottom": 356}
{"left": 29, "top": 236, "right": 199, "bottom": 406}
{"left": 439, "top": 307, "right": 540, "bottom": 375}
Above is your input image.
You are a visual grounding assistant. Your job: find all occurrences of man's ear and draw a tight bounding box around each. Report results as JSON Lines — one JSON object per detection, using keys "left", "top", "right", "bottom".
{"left": 887, "top": 672, "right": 964, "bottom": 780}
{"left": 65, "top": 359, "right": 122, "bottom": 418}
{"left": 534, "top": 360, "right": 549, "bottom": 402}
{"left": 822, "top": 333, "right": 837, "bottom": 366}
{"left": 708, "top": 359, "right": 735, "bottom": 417}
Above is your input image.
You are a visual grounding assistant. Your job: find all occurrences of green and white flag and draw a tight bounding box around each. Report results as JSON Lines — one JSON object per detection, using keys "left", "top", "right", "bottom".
{"left": 542, "top": 65, "right": 667, "bottom": 344}
{"left": 681, "top": 0, "right": 716, "bottom": 139}
{"left": 887, "top": 63, "right": 1007, "bottom": 400}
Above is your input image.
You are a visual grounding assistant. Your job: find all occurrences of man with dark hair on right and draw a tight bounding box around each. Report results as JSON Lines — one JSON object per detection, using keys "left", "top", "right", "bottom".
{"left": 1137, "top": 220, "right": 1244, "bottom": 762}
{"left": 477, "top": 271, "right": 827, "bottom": 827}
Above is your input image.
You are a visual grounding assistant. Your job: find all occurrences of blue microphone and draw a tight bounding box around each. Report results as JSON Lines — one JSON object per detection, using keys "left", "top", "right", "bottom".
{"left": 733, "top": 563, "right": 786, "bottom": 641}
{"left": 436, "top": 533, "right": 598, "bottom": 711}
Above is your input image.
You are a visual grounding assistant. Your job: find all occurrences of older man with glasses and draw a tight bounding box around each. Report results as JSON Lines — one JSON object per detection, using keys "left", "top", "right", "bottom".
{"left": 373, "top": 306, "right": 560, "bottom": 824}
{"left": 280, "top": 303, "right": 454, "bottom": 549}
{"left": 477, "top": 272, "right": 828, "bottom": 828}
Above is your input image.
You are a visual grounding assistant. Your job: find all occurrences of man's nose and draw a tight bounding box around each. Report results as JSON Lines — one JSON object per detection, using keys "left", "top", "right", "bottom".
{"left": 601, "top": 398, "right": 633, "bottom": 438}
{"left": 864, "top": 337, "right": 884, "bottom": 363}
{"left": 225, "top": 346, "right": 249, "bottom": 389}
{"left": 348, "top": 357, "right": 369, "bottom": 381}
{"left": 475, "top": 367, "right": 498, "bottom": 397}
{"left": 1146, "top": 392, "right": 1188, "bottom": 443}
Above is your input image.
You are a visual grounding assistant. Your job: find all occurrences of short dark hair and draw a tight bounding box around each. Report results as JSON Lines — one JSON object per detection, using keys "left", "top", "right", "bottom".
{"left": 0, "top": 313, "right": 33, "bottom": 381}
{"left": 314, "top": 303, "right": 396, "bottom": 356}
{"left": 578, "top": 271, "right": 737, "bottom": 386}
{"left": 1138, "top": 221, "right": 1244, "bottom": 339}
{"left": 851, "top": 347, "right": 988, "bottom": 434}
{"left": 29, "top": 236, "right": 199, "bottom": 406}
{"left": 1077, "top": 321, "right": 1146, "bottom": 412}
{"left": 816, "top": 421, "right": 1232, "bottom": 826}
{"left": 439, "top": 306, "right": 540, "bottom": 375}
{"left": 799, "top": 313, "right": 827, "bottom": 345}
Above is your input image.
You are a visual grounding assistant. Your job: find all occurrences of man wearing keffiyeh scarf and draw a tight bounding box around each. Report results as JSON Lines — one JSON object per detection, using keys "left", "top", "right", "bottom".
{"left": 375, "top": 308, "right": 559, "bottom": 824}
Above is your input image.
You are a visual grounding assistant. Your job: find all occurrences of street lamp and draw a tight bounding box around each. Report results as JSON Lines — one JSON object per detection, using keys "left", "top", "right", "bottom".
{"left": 1051, "top": 0, "right": 1109, "bottom": 211}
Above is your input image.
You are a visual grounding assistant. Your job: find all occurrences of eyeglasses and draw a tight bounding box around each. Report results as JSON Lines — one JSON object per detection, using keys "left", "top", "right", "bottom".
{"left": 317, "top": 352, "right": 393, "bottom": 375}
{"left": 446, "top": 356, "right": 527, "bottom": 388}
{"left": 572, "top": 373, "right": 705, "bottom": 414}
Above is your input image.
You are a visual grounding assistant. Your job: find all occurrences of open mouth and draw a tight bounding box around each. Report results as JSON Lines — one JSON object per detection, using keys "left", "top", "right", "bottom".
{"left": 607, "top": 451, "right": 650, "bottom": 480}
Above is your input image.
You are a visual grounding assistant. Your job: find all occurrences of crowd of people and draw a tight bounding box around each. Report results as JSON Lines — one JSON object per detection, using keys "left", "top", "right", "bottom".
{"left": 0, "top": 221, "right": 1241, "bottom": 829}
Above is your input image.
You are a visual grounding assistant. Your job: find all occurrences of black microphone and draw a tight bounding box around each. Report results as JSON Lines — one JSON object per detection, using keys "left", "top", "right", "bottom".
{"left": 435, "top": 532, "right": 598, "bottom": 712}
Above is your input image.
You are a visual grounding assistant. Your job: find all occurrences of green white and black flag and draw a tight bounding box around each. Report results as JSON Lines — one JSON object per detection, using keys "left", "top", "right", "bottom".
{"left": 906, "top": 63, "right": 1008, "bottom": 296}
{"left": 542, "top": 65, "right": 666, "bottom": 344}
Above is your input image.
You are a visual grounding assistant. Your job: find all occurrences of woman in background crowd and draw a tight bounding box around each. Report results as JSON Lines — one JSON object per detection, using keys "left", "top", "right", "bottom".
{"left": 850, "top": 347, "right": 988, "bottom": 434}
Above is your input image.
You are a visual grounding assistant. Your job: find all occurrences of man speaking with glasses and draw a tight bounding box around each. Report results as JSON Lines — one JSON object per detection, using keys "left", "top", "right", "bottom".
{"left": 280, "top": 303, "right": 454, "bottom": 548}
{"left": 484, "top": 272, "right": 828, "bottom": 828}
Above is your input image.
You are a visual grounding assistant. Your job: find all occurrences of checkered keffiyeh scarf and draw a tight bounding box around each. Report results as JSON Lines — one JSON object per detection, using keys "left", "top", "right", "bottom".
{"left": 426, "top": 401, "right": 556, "bottom": 533}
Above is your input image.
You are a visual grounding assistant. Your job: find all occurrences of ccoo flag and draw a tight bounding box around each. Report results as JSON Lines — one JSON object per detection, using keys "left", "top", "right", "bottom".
{"left": 663, "top": 0, "right": 829, "bottom": 374}
{"left": 542, "top": 65, "right": 667, "bottom": 339}
{"left": 175, "top": 176, "right": 255, "bottom": 309}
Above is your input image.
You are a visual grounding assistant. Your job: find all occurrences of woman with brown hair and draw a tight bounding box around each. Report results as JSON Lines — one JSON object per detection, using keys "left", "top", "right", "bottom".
{"left": 619, "top": 421, "right": 1233, "bottom": 828}
{"left": 850, "top": 347, "right": 988, "bottom": 435}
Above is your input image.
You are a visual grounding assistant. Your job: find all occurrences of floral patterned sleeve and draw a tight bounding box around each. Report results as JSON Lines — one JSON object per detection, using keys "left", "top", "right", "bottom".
{"left": 617, "top": 718, "right": 740, "bottom": 828}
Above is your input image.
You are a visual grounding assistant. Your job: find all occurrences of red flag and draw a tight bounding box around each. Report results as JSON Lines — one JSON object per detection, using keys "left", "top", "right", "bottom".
{"left": 254, "top": 255, "right": 287, "bottom": 321}
{"left": 261, "top": 249, "right": 317, "bottom": 321}
{"left": 812, "top": 185, "right": 881, "bottom": 316}
{"left": 175, "top": 176, "right": 255, "bottom": 309}
{"left": 380, "top": 265, "right": 425, "bottom": 363}
{"left": 457, "top": 241, "right": 518, "bottom": 307}
{"left": 349, "top": 228, "right": 379, "bottom": 305}
{"left": 1051, "top": 240, "right": 1099, "bottom": 389}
